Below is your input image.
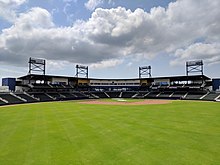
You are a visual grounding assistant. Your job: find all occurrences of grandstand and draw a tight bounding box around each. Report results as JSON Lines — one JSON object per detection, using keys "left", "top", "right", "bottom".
{"left": 1, "top": 73, "right": 219, "bottom": 104}
{"left": 4, "top": 74, "right": 216, "bottom": 102}
{"left": 0, "top": 58, "right": 220, "bottom": 105}
{"left": 1, "top": 72, "right": 219, "bottom": 105}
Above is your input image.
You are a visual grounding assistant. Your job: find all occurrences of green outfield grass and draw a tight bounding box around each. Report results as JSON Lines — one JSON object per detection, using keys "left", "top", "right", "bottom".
{"left": 0, "top": 100, "right": 219, "bottom": 165}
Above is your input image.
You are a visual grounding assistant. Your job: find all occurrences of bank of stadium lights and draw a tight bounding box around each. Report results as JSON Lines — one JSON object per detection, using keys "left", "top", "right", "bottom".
{"left": 29, "top": 58, "right": 45, "bottom": 65}
{"left": 28, "top": 57, "right": 46, "bottom": 83}
{"left": 186, "top": 60, "right": 203, "bottom": 76}
{"left": 75, "top": 65, "right": 89, "bottom": 78}
{"left": 139, "top": 66, "right": 152, "bottom": 78}
{"left": 28, "top": 57, "right": 46, "bottom": 75}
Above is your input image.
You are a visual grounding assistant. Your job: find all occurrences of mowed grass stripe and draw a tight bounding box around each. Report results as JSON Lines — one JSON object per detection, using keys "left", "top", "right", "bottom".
{"left": 23, "top": 107, "right": 51, "bottom": 165}
{"left": 0, "top": 100, "right": 219, "bottom": 165}
{"left": 49, "top": 104, "right": 84, "bottom": 164}
{"left": 0, "top": 106, "right": 35, "bottom": 165}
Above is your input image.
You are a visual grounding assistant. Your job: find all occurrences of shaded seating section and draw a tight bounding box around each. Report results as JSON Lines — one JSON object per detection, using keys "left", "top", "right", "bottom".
{"left": 62, "top": 84, "right": 74, "bottom": 88}
{"left": 169, "top": 84, "right": 184, "bottom": 88}
{"left": 60, "top": 93, "right": 77, "bottom": 99}
{"left": 151, "top": 85, "right": 159, "bottom": 89}
{"left": 0, "top": 93, "right": 24, "bottom": 104}
{"left": 158, "top": 91, "right": 173, "bottom": 98}
{"left": 0, "top": 99, "right": 6, "bottom": 105}
{"left": 82, "top": 92, "right": 97, "bottom": 98}
{"left": 185, "top": 91, "right": 207, "bottom": 100}
{"left": 106, "top": 92, "right": 120, "bottom": 98}
{"left": 90, "top": 92, "right": 108, "bottom": 98}
{"left": 121, "top": 92, "right": 137, "bottom": 98}
{"left": 31, "top": 93, "right": 54, "bottom": 101}
{"left": 47, "top": 93, "right": 64, "bottom": 100}
{"left": 134, "top": 92, "right": 149, "bottom": 98}
{"left": 145, "top": 91, "right": 160, "bottom": 98}
{"left": 158, "top": 84, "right": 169, "bottom": 90}
{"left": 72, "top": 92, "right": 88, "bottom": 99}
{"left": 50, "top": 84, "right": 64, "bottom": 89}
{"left": 202, "top": 92, "right": 220, "bottom": 101}
{"left": 172, "top": 91, "right": 187, "bottom": 98}
{"left": 32, "top": 83, "right": 52, "bottom": 89}
{"left": 15, "top": 93, "right": 38, "bottom": 102}
{"left": 185, "top": 84, "right": 202, "bottom": 88}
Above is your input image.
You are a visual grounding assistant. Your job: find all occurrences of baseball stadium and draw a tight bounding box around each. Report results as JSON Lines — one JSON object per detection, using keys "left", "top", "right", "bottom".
{"left": 0, "top": 57, "right": 219, "bottom": 164}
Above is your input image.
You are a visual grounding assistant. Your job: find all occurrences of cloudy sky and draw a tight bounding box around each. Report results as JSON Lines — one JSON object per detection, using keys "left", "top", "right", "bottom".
{"left": 0, "top": 0, "right": 219, "bottom": 80}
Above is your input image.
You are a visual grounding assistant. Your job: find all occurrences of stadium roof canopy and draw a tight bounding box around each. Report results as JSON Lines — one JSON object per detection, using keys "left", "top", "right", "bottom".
{"left": 17, "top": 74, "right": 211, "bottom": 81}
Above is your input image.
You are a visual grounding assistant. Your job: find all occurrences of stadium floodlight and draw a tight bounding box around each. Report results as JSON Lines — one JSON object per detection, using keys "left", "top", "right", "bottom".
{"left": 139, "top": 65, "right": 152, "bottom": 78}
{"left": 76, "top": 65, "right": 88, "bottom": 70}
{"left": 28, "top": 57, "right": 46, "bottom": 84}
{"left": 139, "top": 66, "right": 151, "bottom": 70}
{"left": 28, "top": 57, "right": 46, "bottom": 75}
{"left": 186, "top": 60, "right": 203, "bottom": 67}
{"left": 29, "top": 58, "right": 45, "bottom": 65}
{"left": 75, "top": 65, "right": 88, "bottom": 78}
{"left": 186, "top": 60, "right": 203, "bottom": 76}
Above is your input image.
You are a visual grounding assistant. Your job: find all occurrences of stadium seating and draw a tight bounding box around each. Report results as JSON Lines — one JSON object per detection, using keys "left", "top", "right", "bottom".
{"left": 0, "top": 99, "right": 6, "bottom": 105}
{"left": 15, "top": 93, "right": 38, "bottom": 103}
{"left": 185, "top": 84, "right": 202, "bottom": 88}
{"left": 82, "top": 92, "right": 97, "bottom": 98}
{"left": 30, "top": 93, "right": 54, "bottom": 101}
{"left": 60, "top": 93, "right": 77, "bottom": 99}
{"left": 0, "top": 93, "right": 24, "bottom": 104}
{"left": 158, "top": 91, "right": 174, "bottom": 98}
{"left": 185, "top": 91, "right": 207, "bottom": 100}
{"left": 121, "top": 91, "right": 137, "bottom": 98}
{"left": 62, "top": 84, "right": 74, "bottom": 88}
{"left": 145, "top": 91, "right": 160, "bottom": 98}
{"left": 47, "top": 93, "right": 64, "bottom": 100}
{"left": 106, "top": 92, "right": 121, "bottom": 98}
{"left": 171, "top": 91, "right": 187, "bottom": 98}
{"left": 32, "top": 83, "right": 52, "bottom": 89}
{"left": 72, "top": 92, "right": 88, "bottom": 99}
{"left": 50, "top": 84, "right": 64, "bottom": 89}
{"left": 202, "top": 92, "right": 220, "bottom": 101}
{"left": 133, "top": 92, "right": 149, "bottom": 98}
{"left": 90, "top": 92, "right": 109, "bottom": 98}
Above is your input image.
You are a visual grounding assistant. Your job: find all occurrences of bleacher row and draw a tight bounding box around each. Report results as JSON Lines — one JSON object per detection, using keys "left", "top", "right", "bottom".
{"left": 29, "top": 83, "right": 74, "bottom": 89}
{"left": 0, "top": 90, "right": 219, "bottom": 106}
{"left": 0, "top": 91, "right": 89, "bottom": 106}
{"left": 89, "top": 91, "right": 220, "bottom": 101}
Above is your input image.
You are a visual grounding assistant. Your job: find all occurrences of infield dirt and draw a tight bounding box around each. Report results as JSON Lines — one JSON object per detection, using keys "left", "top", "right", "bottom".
{"left": 79, "top": 99, "right": 171, "bottom": 105}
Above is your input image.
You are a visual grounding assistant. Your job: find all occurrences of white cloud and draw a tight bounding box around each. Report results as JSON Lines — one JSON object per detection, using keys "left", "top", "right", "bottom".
{"left": 84, "top": 0, "right": 114, "bottom": 11}
{"left": 0, "top": 67, "right": 25, "bottom": 74}
{"left": 171, "top": 43, "right": 220, "bottom": 66}
{"left": 63, "top": 3, "right": 75, "bottom": 23}
{"left": 0, "top": 0, "right": 27, "bottom": 22}
{"left": 90, "top": 59, "right": 123, "bottom": 69}
{"left": 51, "top": 8, "right": 59, "bottom": 16}
{"left": 47, "top": 60, "right": 71, "bottom": 71}
{"left": 85, "top": 0, "right": 103, "bottom": 11}
{"left": 0, "top": 0, "right": 220, "bottom": 70}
